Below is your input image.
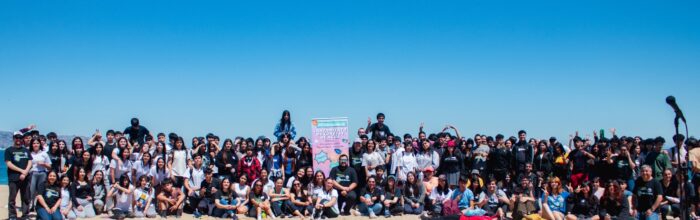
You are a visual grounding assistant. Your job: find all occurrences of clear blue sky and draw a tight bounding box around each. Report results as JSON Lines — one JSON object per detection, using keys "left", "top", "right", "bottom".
{"left": 1, "top": 0, "right": 699, "bottom": 143}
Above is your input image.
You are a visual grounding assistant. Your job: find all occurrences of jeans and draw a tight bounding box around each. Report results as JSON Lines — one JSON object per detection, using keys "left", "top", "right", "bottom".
{"left": 637, "top": 211, "right": 659, "bottom": 220}
{"left": 30, "top": 172, "right": 48, "bottom": 208}
{"left": 8, "top": 177, "right": 31, "bottom": 219}
{"left": 37, "top": 206, "right": 63, "bottom": 220}
{"left": 358, "top": 202, "right": 383, "bottom": 216}
{"left": 404, "top": 203, "right": 424, "bottom": 214}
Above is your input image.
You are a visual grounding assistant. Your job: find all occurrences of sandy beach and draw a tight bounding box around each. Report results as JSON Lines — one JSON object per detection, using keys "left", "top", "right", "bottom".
{"left": 0, "top": 185, "right": 424, "bottom": 220}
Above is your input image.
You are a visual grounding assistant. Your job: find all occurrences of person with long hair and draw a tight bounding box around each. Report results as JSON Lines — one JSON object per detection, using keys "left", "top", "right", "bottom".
{"left": 133, "top": 175, "right": 157, "bottom": 218}
{"left": 308, "top": 171, "right": 326, "bottom": 200}
{"left": 303, "top": 167, "right": 314, "bottom": 189}
{"left": 428, "top": 174, "right": 450, "bottom": 216}
{"left": 91, "top": 143, "right": 110, "bottom": 183}
{"left": 599, "top": 180, "right": 632, "bottom": 220}
{"left": 150, "top": 157, "right": 170, "bottom": 189}
{"left": 274, "top": 110, "right": 297, "bottom": 141}
{"left": 269, "top": 142, "right": 286, "bottom": 181}
{"left": 540, "top": 177, "right": 569, "bottom": 220}
{"left": 534, "top": 141, "right": 554, "bottom": 177}
{"left": 438, "top": 141, "right": 464, "bottom": 189}
{"left": 566, "top": 181, "right": 600, "bottom": 220}
{"left": 552, "top": 143, "right": 570, "bottom": 181}
{"left": 248, "top": 180, "right": 274, "bottom": 220}
{"left": 659, "top": 169, "right": 680, "bottom": 220}
{"left": 91, "top": 170, "right": 107, "bottom": 215}
{"left": 48, "top": 141, "right": 63, "bottom": 175}
{"left": 313, "top": 178, "right": 340, "bottom": 219}
{"left": 286, "top": 167, "right": 306, "bottom": 188}
{"left": 36, "top": 171, "right": 61, "bottom": 220}
{"left": 362, "top": 140, "right": 385, "bottom": 178}
{"left": 233, "top": 174, "right": 251, "bottom": 215}
{"left": 169, "top": 137, "right": 190, "bottom": 188}
{"left": 396, "top": 141, "right": 418, "bottom": 183}
{"left": 132, "top": 151, "right": 153, "bottom": 184}
{"left": 59, "top": 175, "right": 76, "bottom": 219}
{"left": 238, "top": 147, "right": 262, "bottom": 185}
{"left": 404, "top": 171, "right": 426, "bottom": 214}
{"left": 108, "top": 174, "right": 134, "bottom": 219}
{"left": 216, "top": 138, "right": 239, "bottom": 181}
{"left": 288, "top": 179, "right": 312, "bottom": 218}
{"left": 296, "top": 138, "right": 313, "bottom": 169}
{"left": 282, "top": 134, "right": 298, "bottom": 183}
{"left": 71, "top": 167, "right": 96, "bottom": 218}
{"left": 352, "top": 175, "right": 384, "bottom": 218}
{"left": 110, "top": 147, "right": 133, "bottom": 185}
{"left": 212, "top": 178, "right": 241, "bottom": 218}
{"left": 30, "top": 138, "right": 52, "bottom": 211}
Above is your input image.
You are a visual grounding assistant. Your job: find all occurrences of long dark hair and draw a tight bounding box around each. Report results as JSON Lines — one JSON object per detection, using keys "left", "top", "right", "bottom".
{"left": 155, "top": 157, "right": 167, "bottom": 174}
{"left": 92, "top": 170, "right": 106, "bottom": 187}
{"left": 222, "top": 139, "right": 235, "bottom": 164}
{"left": 404, "top": 172, "right": 421, "bottom": 198}
{"left": 280, "top": 110, "right": 291, "bottom": 130}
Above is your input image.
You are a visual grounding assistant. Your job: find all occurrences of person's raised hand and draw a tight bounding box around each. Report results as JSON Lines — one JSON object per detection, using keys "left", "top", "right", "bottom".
{"left": 367, "top": 117, "right": 372, "bottom": 125}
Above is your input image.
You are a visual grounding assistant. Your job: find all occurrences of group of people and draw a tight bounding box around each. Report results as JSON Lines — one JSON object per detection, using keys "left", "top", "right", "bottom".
{"left": 5, "top": 111, "right": 700, "bottom": 220}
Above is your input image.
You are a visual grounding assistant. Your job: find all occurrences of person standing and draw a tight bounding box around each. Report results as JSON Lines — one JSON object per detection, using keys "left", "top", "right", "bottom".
{"left": 6, "top": 133, "right": 33, "bottom": 220}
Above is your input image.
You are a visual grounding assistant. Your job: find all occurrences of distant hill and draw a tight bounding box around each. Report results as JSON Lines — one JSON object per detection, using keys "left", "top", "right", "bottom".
{"left": 0, "top": 131, "right": 89, "bottom": 149}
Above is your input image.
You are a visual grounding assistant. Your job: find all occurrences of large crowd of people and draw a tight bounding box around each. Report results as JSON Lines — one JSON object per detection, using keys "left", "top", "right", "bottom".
{"left": 5, "top": 111, "right": 700, "bottom": 220}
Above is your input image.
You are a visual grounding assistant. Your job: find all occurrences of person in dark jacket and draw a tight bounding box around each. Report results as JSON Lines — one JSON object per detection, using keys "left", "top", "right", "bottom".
{"left": 534, "top": 141, "right": 553, "bottom": 177}
{"left": 487, "top": 134, "right": 512, "bottom": 183}
{"left": 215, "top": 139, "right": 239, "bottom": 181}
{"left": 512, "top": 130, "right": 533, "bottom": 177}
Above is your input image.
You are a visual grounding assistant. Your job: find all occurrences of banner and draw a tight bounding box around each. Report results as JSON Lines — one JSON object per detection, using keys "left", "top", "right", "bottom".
{"left": 311, "top": 117, "right": 349, "bottom": 176}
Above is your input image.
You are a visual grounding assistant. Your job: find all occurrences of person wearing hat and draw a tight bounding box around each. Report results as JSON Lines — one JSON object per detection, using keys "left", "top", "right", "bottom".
{"left": 423, "top": 166, "right": 438, "bottom": 191}
{"left": 349, "top": 138, "right": 367, "bottom": 189}
{"left": 382, "top": 175, "right": 404, "bottom": 217}
{"left": 6, "top": 132, "right": 33, "bottom": 220}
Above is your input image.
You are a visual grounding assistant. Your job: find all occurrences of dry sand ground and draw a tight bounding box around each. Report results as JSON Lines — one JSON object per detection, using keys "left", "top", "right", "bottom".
{"left": 0, "top": 185, "right": 424, "bottom": 220}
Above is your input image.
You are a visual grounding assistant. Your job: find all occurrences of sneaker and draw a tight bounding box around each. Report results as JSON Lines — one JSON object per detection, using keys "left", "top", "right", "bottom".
{"left": 369, "top": 212, "right": 377, "bottom": 219}
{"left": 350, "top": 209, "right": 361, "bottom": 216}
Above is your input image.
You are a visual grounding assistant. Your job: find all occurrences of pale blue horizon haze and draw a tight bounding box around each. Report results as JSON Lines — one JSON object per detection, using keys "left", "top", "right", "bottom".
{"left": 1, "top": 1, "right": 699, "bottom": 144}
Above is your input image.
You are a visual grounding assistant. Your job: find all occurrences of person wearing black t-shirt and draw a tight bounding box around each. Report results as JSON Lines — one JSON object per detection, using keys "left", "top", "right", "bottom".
{"left": 6, "top": 133, "right": 33, "bottom": 219}
{"left": 366, "top": 113, "right": 391, "bottom": 142}
{"left": 633, "top": 165, "right": 663, "bottom": 220}
{"left": 212, "top": 178, "right": 240, "bottom": 218}
{"left": 568, "top": 137, "right": 596, "bottom": 188}
{"left": 36, "top": 171, "right": 62, "bottom": 220}
{"left": 512, "top": 130, "right": 533, "bottom": 177}
{"left": 354, "top": 176, "right": 384, "bottom": 218}
{"left": 124, "top": 118, "right": 150, "bottom": 146}
{"left": 329, "top": 154, "right": 358, "bottom": 215}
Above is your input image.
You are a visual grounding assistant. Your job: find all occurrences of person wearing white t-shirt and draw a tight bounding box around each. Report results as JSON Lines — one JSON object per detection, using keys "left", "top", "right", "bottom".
{"left": 132, "top": 152, "right": 153, "bottom": 182}
{"left": 150, "top": 157, "right": 170, "bottom": 188}
{"left": 185, "top": 154, "right": 207, "bottom": 212}
{"left": 313, "top": 178, "right": 339, "bottom": 219}
{"left": 133, "top": 175, "right": 157, "bottom": 218}
{"left": 110, "top": 148, "right": 133, "bottom": 184}
{"left": 107, "top": 174, "right": 135, "bottom": 219}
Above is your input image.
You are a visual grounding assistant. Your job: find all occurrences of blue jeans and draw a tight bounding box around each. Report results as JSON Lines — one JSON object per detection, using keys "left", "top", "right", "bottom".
{"left": 359, "top": 202, "right": 383, "bottom": 216}
{"left": 637, "top": 211, "right": 659, "bottom": 220}
{"left": 37, "top": 206, "right": 63, "bottom": 220}
{"left": 627, "top": 179, "right": 635, "bottom": 192}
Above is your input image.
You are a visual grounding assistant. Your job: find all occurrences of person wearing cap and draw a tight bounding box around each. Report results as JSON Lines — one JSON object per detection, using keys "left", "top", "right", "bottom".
{"left": 382, "top": 175, "right": 404, "bottom": 217}
{"left": 6, "top": 133, "right": 33, "bottom": 220}
{"left": 349, "top": 138, "right": 366, "bottom": 189}
{"left": 423, "top": 166, "right": 438, "bottom": 195}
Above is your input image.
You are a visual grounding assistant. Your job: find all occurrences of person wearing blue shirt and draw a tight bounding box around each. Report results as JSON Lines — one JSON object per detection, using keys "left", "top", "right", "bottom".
{"left": 273, "top": 110, "right": 296, "bottom": 141}
{"left": 450, "top": 176, "right": 475, "bottom": 212}
{"left": 540, "top": 177, "right": 569, "bottom": 220}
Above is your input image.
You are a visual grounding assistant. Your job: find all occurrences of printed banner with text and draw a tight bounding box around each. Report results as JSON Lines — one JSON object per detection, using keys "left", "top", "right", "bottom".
{"left": 311, "top": 117, "right": 349, "bottom": 176}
